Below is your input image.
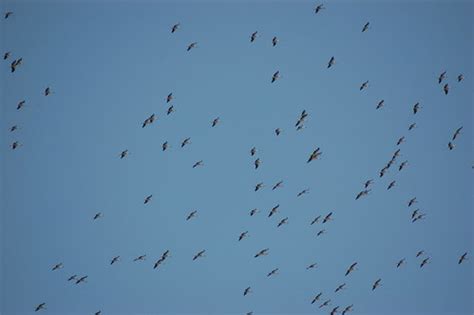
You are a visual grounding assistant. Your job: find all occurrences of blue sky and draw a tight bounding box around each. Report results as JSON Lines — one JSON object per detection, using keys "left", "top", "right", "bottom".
{"left": 0, "top": 1, "right": 472, "bottom": 314}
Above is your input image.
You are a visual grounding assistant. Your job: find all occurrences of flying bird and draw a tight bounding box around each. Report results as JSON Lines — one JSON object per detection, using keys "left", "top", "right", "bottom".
{"left": 359, "top": 80, "right": 369, "bottom": 90}
{"left": 413, "top": 102, "right": 421, "bottom": 114}
{"left": 411, "top": 209, "right": 420, "bottom": 220}
{"left": 186, "top": 210, "right": 197, "bottom": 221}
{"left": 110, "top": 256, "right": 120, "bottom": 265}
{"left": 319, "top": 299, "right": 331, "bottom": 309}
{"left": 144, "top": 195, "right": 153, "bottom": 204}
{"left": 277, "top": 217, "right": 288, "bottom": 227}
{"left": 192, "top": 160, "right": 203, "bottom": 168}
{"left": 162, "top": 141, "right": 169, "bottom": 151}
{"left": 167, "top": 105, "right": 174, "bottom": 115}
{"left": 193, "top": 250, "right": 206, "bottom": 261}
{"left": 396, "top": 258, "right": 406, "bottom": 268}
{"left": 5, "top": 11, "right": 13, "bottom": 19}
{"left": 452, "top": 127, "right": 463, "bottom": 140}
{"left": 142, "top": 114, "right": 156, "bottom": 128}
{"left": 9, "top": 125, "right": 17, "bottom": 132}
{"left": 457, "top": 74, "right": 464, "bottom": 82}
{"left": 187, "top": 42, "right": 198, "bottom": 51}
{"left": 181, "top": 137, "right": 191, "bottom": 148}
{"left": 310, "top": 215, "right": 321, "bottom": 225}
{"left": 239, "top": 231, "right": 249, "bottom": 241}
{"left": 443, "top": 83, "right": 449, "bottom": 95}
{"left": 250, "top": 147, "right": 256, "bottom": 156}
{"left": 249, "top": 208, "right": 259, "bottom": 216}
{"left": 243, "top": 287, "right": 252, "bottom": 296}
{"left": 35, "top": 303, "right": 46, "bottom": 312}
{"left": 448, "top": 142, "right": 454, "bottom": 150}
{"left": 387, "top": 181, "right": 396, "bottom": 190}
{"left": 420, "top": 257, "right": 430, "bottom": 268}
{"left": 67, "top": 275, "right": 77, "bottom": 281}
{"left": 254, "top": 158, "right": 261, "bottom": 169}
{"left": 397, "top": 136, "right": 405, "bottom": 145}
{"left": 399, "top": 161, "right": 408, "bottom": 171}
{"left": 120, "top": 149, "right": 128, "bottom": 159}
{"left": 315, "top": 4, "right": 325, "bottom": 13}
{"left": 272, "top": 36, "right": 278, "bottom": 47}
{"left": 93, "top": 212, "right": 102, "bottom": 220}
{"left": 342, "top": 304, "right": 354, "bottom": 315}
{"left": 330, "top": 306, "right": 340, "bottom": 315}
{"left": 362, "top": 22, "right": 370, "bottom": 32}
{"left": 327, "top": 56, "right": 335, "bottom": 68}
{"left": 372, "top": 278, "right": 382, "bottom": 291}
{"left": 356, "top": 189, "right": 370, "bottom": 200}
{"left": 166, "top": 93, "right": 173, "bottom": 103}
{"left": 272, "top": 180, "right": 283, "bottom": 190}
{"left": 52, "top": 263, "right": 63, "bottom": 271}
{"left": 44, "top": 87, "right": 52, "bottom": 96}
{"left": 416, "top": 250, "right": 425, "bottom": 258}
{"left": 133, "top": 255, "right": 146, "bottom": 262}
{"left": 408, "top": 123, "right": 416, "bottom": 130}
{"left": 297, "top": 189, "right": 309, "bottom": 197}
{"left": 307, "top": 148, "right": 322, "bottom": 163}
{"left": 268, "top": 204, "right": 280, "bottom": 217}
{"left": 250, "top": 31, "right": 258, "bottom": 42}
{"left": 438, "top": 71, "right": 446, "bottom": 84}
{"left": 311, "top": 292, "right": 323, "bottom": 304}
{"left": 211, "top": 117, "right": 220, "bottom": 127}
{"left": 275, "top": 128, "right": 282, "bottom": 136}
{"left": 322, "top": 212, "right": 333, "bottom": 223}
{"left": 335, "top": 283, "right": 346, "bottom": 293}
{"left": 255, "top": 182, "right": 264, "bottom": 191}
{"left": 3, "top": 51, "right": 10, "bottom": 60}
{"left": 412, "top": 213, "right": 426, "bottom": 223}
{"left": 17, "top": 100, "right": 25, "bottom": 110}
{"left": 75, "top": 275, "right": 88, "bottom": 284}
{"left": 254, "top": 248, "right": 269, "bottom": 258}
{"left": 458, "top": 252, "right": 468, "bottom": 264}
{"left": 345, "top": 262, "right": 358, "bottom": 276}
{"left": 316, "top": 229, "right": 325, "bottom": 237}
{"left": 153, "top": 257, "right": 165, "bottom": 269}
{"left": 306, "top": 263, "right": 318, "bottom": 270}
{"left": 171, "top": 23, "right": 180, "bottom": 33}
{"left": 267, "top": 268, "right": 279, "bottom": 277}
{"left": 271, "top": 70, "right": 280, "bottom": 83}
{"left": 376, "top": 100, "right": 384, "bottom": 109}
{"left": 364, "top": 179, "right": 373, "bottom": 188}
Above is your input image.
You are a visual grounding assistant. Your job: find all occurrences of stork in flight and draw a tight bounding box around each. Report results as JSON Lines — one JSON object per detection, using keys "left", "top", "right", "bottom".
{"left": 9, "top": 125, "right": 18, "bottom": 132}
{"left": 17, "top": 100, "right": 25, "bottom": 110}
{"left": 4, "top": 51, "right": 10, "bottom": 60}
{"left": 181, "top": 137, "right": 191, "bottom": 148}
{"left": 411, "top": 209, "right": 419, "bottom": 220}
{"left": 310, "top": 215, "right": 321, "bottom": 225}
{"left": 167, "top": 105, "right": 174, "bottom": 115}
{"left": 443, "top": 83, "right": 449, "bottom": 95}
{"left": 254, "top": 248, "right": 269, "bottom": 258}
{"left": 272, "top": 180, "right": 283, "bottom": 190}
{"left": 359, "top": 80, "right": 369, "bottom": 90}
{"left": 372, "top": 278, "right": 382, "bottom": 291}
{"left": 133, "top": 255, "right": 146, "bottom": 262}
{"left": 457, "top": 74, "right": 464, "bottom": 82}
{"left": 297, "top": 189, "right": 309, "bottom": 197}
{"left": 255, "top": 182, "right": 264, "bottom": 191}
{"left": 458, "top": 252, "right": 468, "bottom": 264}
{"left": 171, "top": 23, "right": 180, "bottom": 33}
{"left": 335, "top": 283, "right": 346, "bottom": 293}
{"left": 267, "top": 268, "right": 279, "bottom": 277}
{"left": 396, "top": 258, "right": 405, "bottom": 268}
{"left": 243, "top": 287, "right": 252, "bottom": 296}
{"left": 409, "top": 123, "right": 416, "bottom": 130}
{"left": 162, "top": 141, "right": 169, "bottom": 151}
{"left": 153, "top": 257, "right": 165, "bottom": 269}
{"left": 306, "top": 262, "right": 318, "bottom": 270}
{"left": 250, "top": 31, "right": 258, "bottom": 42}
{"left": 376, "top": 100, "right": 384, "bottom": 109}
{"left": 413, "top": 102, "right": 421, "bottom": 114}
{"left": 187, "top": 42, "right": 198, "bottom": 51}
{"left": 362, "top": 22, "right": 370, "bottom": 32}
{"left": 142, "top": 114, "right": 156, "bottom": 128}
{"left": 193, "top": 250, "right": 206, "bottom": 261}
{"left": 271, "top": 70, "right": 280, "bottom": 83}
{"left": 387, "top": 181, "right": 396, "bottom": 190}
{"left": 315, "top": 4, "right": 325, "bottom": 13}
{"left": 192, "top": 160, "right": 203, "bottom": 168}
{"left": 438, "top": 71, "right": 446, "bottom": 84}
{"left": 249, "top": 208, "right": 259, "bottom": 216}
{"left": 364, "top": 179, "right": 373, "bottom": 188}
{"left": 448, "top": 142, "right": 454, "bottom": 150}
{"left": 412, "top": 213, "right": 426, "bottom": 223}
{"left": 316, "top": 229, "right": 325, "bottom": 237}
{"left": 327, "top": 56, "right": 335, "bottom": 68}
{"left": 239, "top": 231, "right": 249, "bottom": 241}
{"left": 75, "top": 275, "right": 88, "bottom": 284}
{"left": 311, "top": 292, "right": 322, "bottom": 304}
{"left": 268, "top": 204, "right": 280, "bottom": 217}
{"left": 11, "top": 141, "right": 21, "bottom": 150}
{"left": 397, "top": 136, "right": 405, "bottom": 145}
{"left": 212, "top": 117, "right": 220, "bottom": 127}
{"left": 95, "top": 311, "right": 101, "bottom": 315}
{"left": 254, "top": 158, "right": 261, "bottom": 169}
{"left": 44, "top": 87, "right": 52, "bottom": 96}
{"left": 416, "top": 250, "right": 425, "bottom": 258}
{"left": 144, "top": 195, "right": 153, "bottom": 204}
{"left": 166, "top": 93, "right": 173, "bottom": 103}
{"left": 5, "top": 11, "right": 13, "bottom": 19}
{"left": 307, "top": 148, "right": 322, "bottom": 163}
{"left": 408, "top": 197, "right": 417, "bottom": 207}
{"left": 67, "top": 275, "right": 77, "bottom": 281}
{"left": 420, "top": 257, "right": 430, "bottom": 268}
{"left": 452, "top": 127, "right": 463, "bottom": 141}
{"left": 345, "top": 262, "right": 358, "bottom": 276}
{"left": 399, "top": 160, "right": 408, "bottom": 171}
{"left": 119, "top": 149, "right": 128, "bottom": 159}
{"left": 186, "top": 210, "right": 197, "bottom": 221}
{"left": 52, "top": 263, "right": 63, "bottom": 271}
{"left": 277, "top": 217, "right": 288, "bottom": 227}
{"left": 272, "top": 36, "right": 278, "bottom": 47}
{"left": 93, "top": 212, "right": 102, "bottom": 220}
{"left": 35, "top": 303, "right": 46, "bottom": 312}
{"left": 330, "top": 306, "right": 340, "bottom": 315}
{"left": 110, "top": 256, "right": 120, "bottom": 265}
{"left": 356, "top": 189, "right": 370, "bottom": 200}
{"left": 319, "top": 299, "right": 331, "bottom": 309}
{"left": 342, "top": 304, "right": 354, "bottom": 315}
{"left": 274, "top": 128, "right": 282, "bottom": 136}
{"left": 250, "top": 147, "right": 256, "bottom": 156}
{"left": 322, "top": 212, "right": 333, "bottom": 223}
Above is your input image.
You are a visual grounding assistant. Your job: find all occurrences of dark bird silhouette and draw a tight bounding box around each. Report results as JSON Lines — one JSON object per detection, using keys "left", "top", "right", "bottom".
{"left": 9, "top": 125, "right": 18, "bottom": 132}
{"left": 171, "top": 23, "right": 180, "bottom": 33}
{"left": 396, "top": 258, "right": 406, "bottom": 268}
{"left": 52, "top": 263, "right": 63, "bottom": 271}
{"left": 268, "top": 204, "right": 280, "bottom": 217}
{"left": 438, "top": 71, "right": 446, "bottom": 84}
{"left": 315, "top": 4, "right": 325, "bottom": 13}
{"left": 359, "top": 80, "right": 369, "bottom": 90}
{"left": 142, "top": 114, "right": 156, "bottom": 128}
{"left": 250, "top": 147, "right": 256, "bottom": 156}
{"left": 250, "top": 31, "right": 258, "bottom": 42}
{"left": 153, "top": 257, "right": 165, "bottom": 269}
{"left": 243, "top": 286, "right": 252, "bottom": 296}
{"left": 345, "top": 262, "right": 358, "bottom": 276}
{"left": 310, "top": 215, "right": 321, "bottom": 225}
{"left": 322, "top": 212, "right": 333, "bottom": 223}
{"left": 307, "top": 148, "right": 322, "bottom": 163}
{"left": 181, "top": 137, "right": 191, "bottom": 148}
{"left": 413, "top": 102, "right": 421, "bottom": 114}
{"left": 254, "top": 248, "right": 269, "bottom": 258}
{"left": 3, "top": 51, "right": 10, "bottom": 60}
{"left": 144, "top": 194, "right": 153, "bottom": 204}
{"left": 277, "top": 217, "right": 288, "bottom": 227}
{"left": 362, "top": 22, "right": 370, "bottom": 32}
{"left": 342, "top": 304, "right": 354, "bottom": 315}
{"left": 327, "top": 56, "right": 335, "bottom": 68}
{"left": 306, "top": 263, "right": 318, "bottom": 270}
{"left": 120, "top": 149, "right": 128, "bottom": 159}
{"left": 272, "top": 36, "right": 278, "bottom": 47}
{"left": 93, "top": 212, "right": 102, "bottom": 220}
{"left": 399, "top": 161, "right": 408, "bottom": 171}
{"left": 271, "top": 70, "right": 280, "bottom": 83}
{"left": 11, "top": 58, "right": 22, "bottom": 72}
{"left": 311, "top": 292, "right": 322, "bottom": 304}
{"left": 411, "top": 208, "right": 420, "bottom": 220}
{"left": 452, "top": 127, "right": 463, "bottom": 141}
{"left": 267, "top": 268, "right": 279, "bottom": 277}
{"left": 297, "top": 189, "right": 309, "bottom": 197}
{"left": 412, "top": 213, "right": 426, "bottom": 223}
{"left": 319, "top": 299, "right": 331, "bottom": 309}
{"left": 443, "top": 83, "right": 449, "bottom": 95}
{"left": 239, "top": 231, "right": 249, "bottom": 241}
{"left": 458, "top": 252, "right": 468, "bottom": 264}
{"left": 397, "top": 136, "right": 405, "bottom": 145}
{"left": 409, "top": 123, "right": 416, "bottom": 130}
{"left": 448, "top": 142, "right": 454, "bottom": 150}
{"left": 364, "top": 179, "right": 373, "bottom": 188}
{"left": 162, "top": 141, "right": 169, "bottom": 151}
{"left": 376, "top": 100, "right": 384, "bottom": 109}
{"left": 17, "top": 100, "right": 25, "bottom": 110}
{"left": 5, "top": 11, "right": 13, "bottom": 19}
{"left": 133, "top": 255, "right": 146, "bottom": 262}
{"left": 167, "top": 105, "right": 174, "bottom": 115}
{"left": 67, "top": 275, "right": 77, "bottom": 281}
{"left": 387, "top": 181, "right": 396, "bottom": 190}
{"left": 249, "top": 208, "right": 259, "bottom": 216}
{"left": 44, "top": 87, "right": 52, "bottom": 96}
{"left": 187, "top": 42, "right": 197, "bottom": 51}
{"left": 457, "top": 74, "right": 464, "bottom": 82}
{"left": 420, "top": 257, "right": 430, "bottom": 268}
{"left": 192, "top": 160, "right": 203, "bottom": 168}
{"left": 335, "top": 283, "right": 346, "bottom": 293}
{"left": 95, "top": 311, "right": 101, "bottom": 315}
{"left": 186, "top": 210, "right": 197, "bottom": 221}
{"left": 316, "top": 229, "right": 325, "bottom": 237}
{"left": 211, "top": 117, "right": 220, "bottom": 127}
{"left": 35, "top": 303, "right": 46, "bottom": 312}
{"left": 254, "top": 158, "right": 261, "bottom": 169}
{"left": 356, "top": 189, "right": 370, "bottom": 200}
{"left": 110, "top": 256, "right": 120, "bottom": 265}
{"left": 416, "top": 250, "right": 425, "bottom": 258}
{"left": 166, "top": 93, "right": 173, "bottom": 103}
{"left": 193, "top": 250, "right": 206, "bottom": 261}
{"left": 372, "top": 278, "right": 382, "bottom": 290}
{"left": 272, "top": 180, "right": 283, "bottom": 190}
{"left": 275, "top": 128, "right": 282, "bottom": 136}
{"left": 330, "top": 306, "right": 340, "bottom": 315}
{"left": 75, "top": 275, "right": 88, "bottom": 284}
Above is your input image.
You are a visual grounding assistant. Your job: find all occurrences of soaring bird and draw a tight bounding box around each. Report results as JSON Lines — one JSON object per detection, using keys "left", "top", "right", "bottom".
{"left": 356, "top": 189, "right": 370, "bottom": 200}
{"left": 345, "top": 262, "right": 358, "bottom": 276}
{"left": 399, "top": 160, "right": 408, "bottom": 171}
{"left": 9, "top": 125, "right": 18, "bottom": 132}
{"left": 67, "top": 275, "right": 77, "bottom": 281}
{"left": 17, "top": 100, "right": 25, "bottom": 110}
{"left": 95, "top": 311, "right": 101, "bottom": 315}
{"left": 153, "top": 257, "right": 165, "bottom": 269}
{"left": 171, "top": 23, "right": 180, "bottom": 33}
{"left": 396, "top": 258, "right": 406, "bottom": 268}
{"left": 3, "top": 51, "right": 10, "bottom": 60}
{"left": 397, "top": 136, "right": 405, "bottom": 145}
{"left": 316, "top": 229, "right": 325, "bottom": 237}
{"left": 52, "top": 263, "right": 63, "bottom": 271}
{"left": 438, "top": 71, "right": 446, "bottom": 84}
{"left": 458, "top": 252, "right": 468, "bottom": 264}
{"left": 275, "top": 128, "right": 282, "bottom": 136}
{"left": 359, "top": 80, "right": 369, "bottom": 90}
{"left": 133, "top": 255, "right": 146, "bottom": 262}
{"left": 249, "top": 208, "right": 259, "bottom": 216}
{"left": 93, "top": 212, "right": 102, "bottom": 220}
{"left": 255, "top": 182, "right": 264, "bottom": 191}
{"left": 393, "top": 148, "right": 401, "bottom": 158}
{"left": 420, "top": 257, "right": 430, "bottom": 268}
{"left": 322, "top": 212, "right": 333, "bottom": 223}
{"left": 311, "top": 292, "right": 323, "bottom": 304}
{"left": 410, "top": 208, "right": 420, "bottom": 220}
{"left": 272, "top": 36, "right": 278, "bottom": 47}
{"left": 413, "top": 102, "right": 421, "bottom": 114}
{"left": 120, "top": 149, "right": 128, "bottom": 159}
{"left": 193, "top": 250, "right": 206, "bottom": 261}
{"left": 379, "top": 167, "right": 388, "bottom": 178}
{"left": 315, "top": 4, "right": 325, "bottom": 13}
{"left": 452, "top": 127, "right": 463, "bottom": 140}
{"left": 362, "top": 22, "right": 370, "bottom": 32}
{"left": 412, "top": 213, "right": 426, "bottom": 223}
{"left": 144, "top": 194, "right": 153, "bottom": 204}
{"left": 181, "top": 137, "right": 191, "bottom": 148}
{"left": 254, "top": 158, "right": 261, "bottom": 169}
{"left": 187, "top": 42, "right": 198, "bottom": 51}
{"left": 192, "top": 160, "right": 203, "bottom": 168}
{"left": 35, "top": 303, "right": 46, "bottom": 312}
{"left": 306, "top": 263, "right": 318, "bottom": 270}
{"left": 297, "top": 189, "right": 309, "bottom": 197}
{"left": 11, "top": 58, "right": 22, "bottom": 72}
{"left": 342, "top": 304, "right": 354, "bottom": 315}
{"left": 416, "top": 250, "right": 425, "bottom": 258}
{"left": 254, "top": 248, "right": 269, "bottom": 258}
{"left": 268, "top": 204, "right": 280, "bottom": 217}
{"left": 372, "top": 278, "right": 382, "bottom": 290}
{"left": 376, "top": 100, "right": 384, "bottom": 109}
{"left": 277, "top": 217, "right": 288, "bottom": 227}
{"left": 161, "top": 250, "right": 170, "bottom": 260}
{"left": 167, "top": 105, "right": 174, "bottom": 115}
{"left": 387, "top": 181, "right": 396, "bottom": 190}
{"left": 307, "top": 148, "right": 322, "bottom": 163}
{"left": 272, "top": 180, "right": 283, "bottom": 190}
{"left": 335, "top": 283, "right": 346, "bottom": 293}
{"left": 166, "top": 93, "right": 173, "bottom": 103}
{"left": 250, "top": 31, "right": 258, "bottom": 42}
{"left": 75, "top": 275, "right": 88, "bottom": 284}
{"left": 267, "top": 268, "right": 279, "bottom": 277}
{"left": 327, "top": 56, "right": 335, "bottom": 68}
{"left": 250, "top": 147, "right": 256, "bottom": 156}
{"left": 364, "top": 179, "right": 373, "bottom": 188}
{"left": 211, "top": 117, "right": 220, "bottom": 127}
{"left": 5, "top": 11, "right": 13, "bottom": 19}
{"left": 457, "top": 74, "right": 464, "bottom": 82}
{"left": 162, "top": 141, "right": 169, "bottom": 151}
{"left": 239, "top": 231, "right": 249, "bottom": 241}
{"left": 271, "top": 70, "right": 280, "bottom": 83}
{"left": 408, "top": 123, "right": 416, "bottom": 130}
{"left": 330, "top": 306, "right": 340, "bottom": 315}
{"left": 44, "top": 87, "right": 52, "bottom": 96}
{"left": 448, "top": 142, "right": 454, "bottom": 150}
{"left": 243, "top": 287, "right": 252, "bottom": 296}
{"left": 319, "top": 299, "right": 331, "bottom": 309}
{"left": 186, "top": 210, "right": 197, "bottom": 221}
{"left": 443, "top": 83, "right": 449, "bottom": 95}
{"left": 110, "top": 256, "right": 120, "bottom": 265}
{"left": 142, "top": 114, "right": 156, "bottom": 128}
{"left": 310, "top": 215, "right": 321, "bottom": 225}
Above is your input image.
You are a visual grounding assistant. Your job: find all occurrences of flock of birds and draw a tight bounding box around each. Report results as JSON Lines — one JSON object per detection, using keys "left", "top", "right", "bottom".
{"left": 3, "top": 4, "right": 471, "bottom": 315}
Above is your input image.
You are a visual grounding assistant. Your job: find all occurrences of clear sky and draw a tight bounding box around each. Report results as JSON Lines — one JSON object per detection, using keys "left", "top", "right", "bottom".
{"left": 0, "top": 1, "right": 472, "bottom": 315}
